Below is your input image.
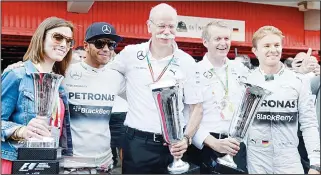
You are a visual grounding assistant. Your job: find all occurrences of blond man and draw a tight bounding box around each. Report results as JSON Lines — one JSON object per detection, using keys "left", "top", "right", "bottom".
{"left": 246, "top": 26, "right": 320, "bottom": 174}
{"left": 185, "top": 20, "right": 250, "bottom": 174}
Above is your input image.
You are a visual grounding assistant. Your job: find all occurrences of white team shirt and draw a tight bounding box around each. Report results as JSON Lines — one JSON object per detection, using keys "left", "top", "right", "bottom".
{"left": 192, "top": 54, "right": 250, "bottom": 149}
{"left": 246, "top": 65, "right": 320, "bottom": 166}
{"left": 62, "top": 61, "right": 125, "bottom": 168}
{"left": 108, "top": 40, "right": 200, "bottom": 134}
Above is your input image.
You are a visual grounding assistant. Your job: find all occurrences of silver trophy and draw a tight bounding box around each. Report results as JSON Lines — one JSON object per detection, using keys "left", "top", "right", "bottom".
{"left": 216, "top": 83, "right": 271, "bottom": 172}
{"left": 25, "top": 73, "right": 64, "bottom": 148}
{"left": 150, "top": 79, "right": 190, "bottom": 174}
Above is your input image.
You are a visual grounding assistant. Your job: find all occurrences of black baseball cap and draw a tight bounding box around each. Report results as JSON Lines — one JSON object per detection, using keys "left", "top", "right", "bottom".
{"left": 85, "top": 22, "right": 122, "bottom": 43}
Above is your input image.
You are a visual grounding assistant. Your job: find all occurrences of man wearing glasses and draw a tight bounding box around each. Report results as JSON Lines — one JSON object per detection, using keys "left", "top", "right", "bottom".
{"left": 62, "top": 22, "right": 125, "bottom": 174}
{"left": 108, "top": 3, "right": 203, "bottom": 174}
{"left": 4, "top": 22, "right": 125, "bottom": 174}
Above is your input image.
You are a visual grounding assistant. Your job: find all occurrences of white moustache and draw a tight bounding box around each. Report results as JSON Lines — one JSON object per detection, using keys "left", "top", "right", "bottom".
{"left": 156, "top": 34, "right": 175, "bottom": 39}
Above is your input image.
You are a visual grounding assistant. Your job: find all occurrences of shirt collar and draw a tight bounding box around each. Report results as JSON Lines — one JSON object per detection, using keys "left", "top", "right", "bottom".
{"left": 80, "top": 60, "right": 106, "bottom": 73}
{"left": 259, "top": 62, "right": 285, "bottom": 81}
{"left": 25, "top": 60, "right": 39, "bottom": 75}
{"left": 202, "top": 53, "right": 230, "bottom": 71}
{"left": 144, "top": 39, "right": 179, "bottom": 61}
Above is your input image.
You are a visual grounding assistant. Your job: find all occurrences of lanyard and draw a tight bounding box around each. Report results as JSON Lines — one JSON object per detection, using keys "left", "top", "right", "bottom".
{"left": 146, "top": 53, "right": 175, "bottom": 83}
{"left": 210, "top": 65, "right": 229, "bottom": 97}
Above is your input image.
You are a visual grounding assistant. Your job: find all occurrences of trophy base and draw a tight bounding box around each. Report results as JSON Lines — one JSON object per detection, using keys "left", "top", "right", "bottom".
{"left": 212, "top": 162, "right": 245, "bottom": 174}
{"left": 166, "top": 162, "right": 200, "bottom": 174}
{"left": 216, "top": 155, "right": 237, "bottom": 169}
{"left": 214, "top": 155, "right": 245, "bottom": 174}
{"left": 11, "top": 159, "right": 62, "bottom": 174}
{"left": 168, "top": 159, "right": 190, "bottom": 174}
{"left": 18, "top": 147, "right": 62, "bottom": 160}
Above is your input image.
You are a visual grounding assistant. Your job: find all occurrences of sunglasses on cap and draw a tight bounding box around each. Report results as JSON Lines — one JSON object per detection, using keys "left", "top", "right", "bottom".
{"left": 87, "top": 39, "right": 117, "bottom": 50}
{"left": 48, "top": 32, "right": 75, "bottom": 48}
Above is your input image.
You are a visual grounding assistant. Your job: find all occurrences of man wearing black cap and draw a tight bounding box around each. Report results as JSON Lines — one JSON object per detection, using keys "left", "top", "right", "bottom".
{"left": 2, "top": 21, "right": 126, "bottom": 174}
{"left": 61, "top": 22, "right": 125, "bottom": 174}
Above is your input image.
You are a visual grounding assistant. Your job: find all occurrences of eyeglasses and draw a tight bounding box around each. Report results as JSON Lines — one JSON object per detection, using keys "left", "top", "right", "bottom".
{"left": 87, "top": 39, "right": 117, "bottom": 50}
{"left": 149, "top": 20, "right": 177, "bottom": 31}
{"left": 48, "top": 32, "right": 75, "bottom": 48}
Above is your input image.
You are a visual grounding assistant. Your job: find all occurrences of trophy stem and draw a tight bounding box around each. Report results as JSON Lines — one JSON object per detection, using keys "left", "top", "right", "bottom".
{"left": 168, "top": 158, "right": 190, "bottom": 174}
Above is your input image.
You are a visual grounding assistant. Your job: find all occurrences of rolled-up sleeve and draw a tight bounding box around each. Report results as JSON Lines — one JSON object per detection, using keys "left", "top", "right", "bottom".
{"left": 192, "top": 125, "right": 211, "bottom": 149}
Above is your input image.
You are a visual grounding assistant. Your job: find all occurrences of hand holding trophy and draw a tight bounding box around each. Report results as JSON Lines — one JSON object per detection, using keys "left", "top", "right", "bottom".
{"left": 150, "top": 79, "right": 190, "bottom": 174}
{"left": 215, "top": 83, "right": 271, "bottom": 174}
{"left": 12, "top": 72, "right": 64, "bottom": 174}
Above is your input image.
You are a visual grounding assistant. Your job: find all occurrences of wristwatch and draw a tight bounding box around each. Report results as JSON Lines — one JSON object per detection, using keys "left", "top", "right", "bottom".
{"left": 183, "top": 135, "right": 192, "bottom": 146}
{"left": 310, "top": 165, "right": 320, "bottom": 172}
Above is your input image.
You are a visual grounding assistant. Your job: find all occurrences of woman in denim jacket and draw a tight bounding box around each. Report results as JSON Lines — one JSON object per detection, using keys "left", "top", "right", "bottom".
{"left": 1, "top": 17, "right": 74, "bottom": 174}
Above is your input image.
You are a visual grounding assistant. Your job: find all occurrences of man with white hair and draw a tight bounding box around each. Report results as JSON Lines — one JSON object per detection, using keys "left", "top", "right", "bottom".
{"left": 108, "top": 3, "right": 203, "bottom": 174}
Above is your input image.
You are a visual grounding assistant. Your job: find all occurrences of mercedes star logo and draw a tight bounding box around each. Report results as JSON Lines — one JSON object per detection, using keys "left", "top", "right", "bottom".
{"left": 102, "top": 25, "right": 111, "bottom": 34}
{"left": 137, "top": 50, "right": 146, "bottom": 60}
{"left": 70, "top": 70, "right": 82, "bottom": 80}
{"left": 203, "top": 71, "right": 213, "bottom": 79}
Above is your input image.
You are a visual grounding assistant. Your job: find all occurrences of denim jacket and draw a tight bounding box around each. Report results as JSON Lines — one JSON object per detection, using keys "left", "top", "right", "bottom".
{"left": 1, "top": 60, "right": 73, "bottom": 161}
